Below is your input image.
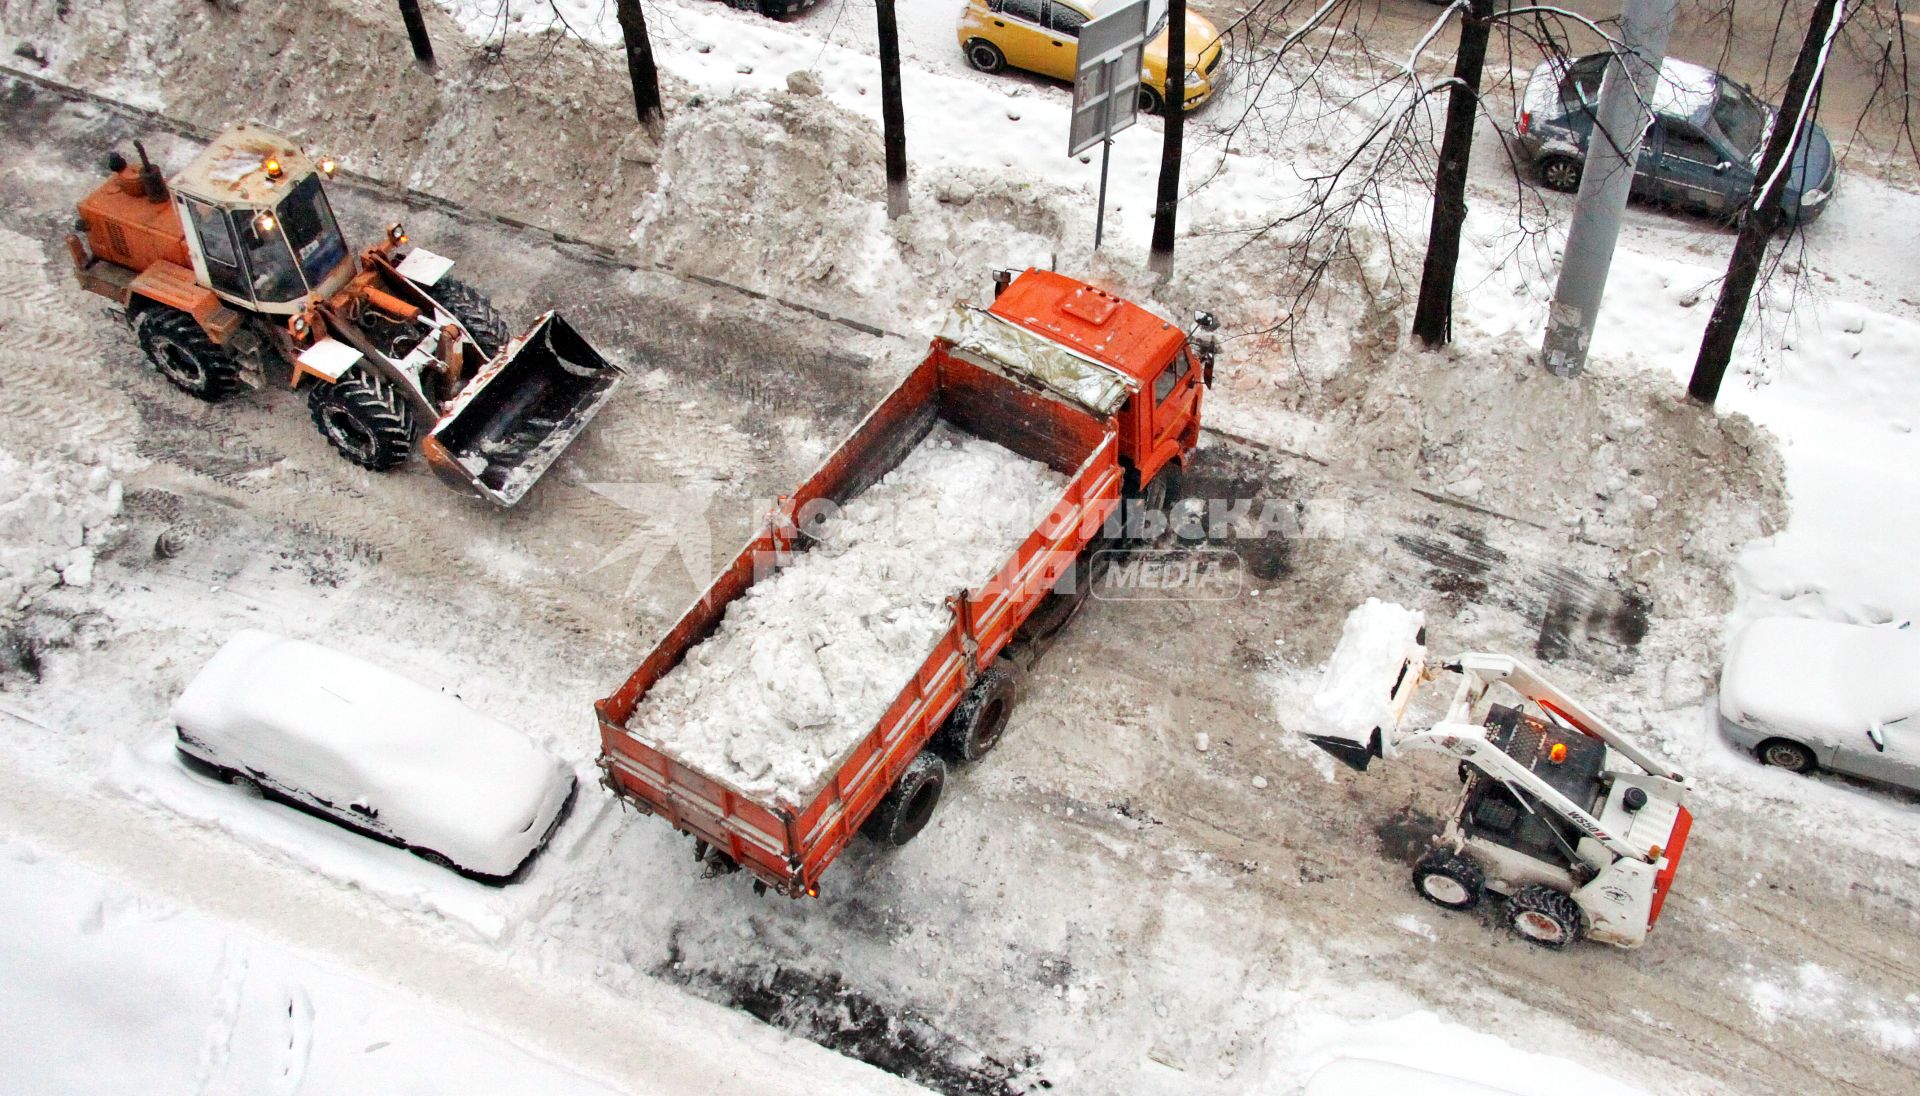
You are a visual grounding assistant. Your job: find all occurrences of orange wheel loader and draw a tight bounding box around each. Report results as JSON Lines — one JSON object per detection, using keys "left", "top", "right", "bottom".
{"left": 66, "top": 125, "right": 622, "bottom": 506}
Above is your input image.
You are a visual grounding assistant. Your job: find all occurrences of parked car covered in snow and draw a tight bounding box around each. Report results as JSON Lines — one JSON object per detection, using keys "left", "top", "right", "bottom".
{"left": 172, "top": 630, "right": 576, "bottom": 880}
{"left": 957, "top": 0, "right": 1227, "bottom": 114}
{"left": 1719, "top": 618, "right": 1920, "bottom": 792}
{"left": 1514, "top": 53, "right": 1837, "bottom": 224}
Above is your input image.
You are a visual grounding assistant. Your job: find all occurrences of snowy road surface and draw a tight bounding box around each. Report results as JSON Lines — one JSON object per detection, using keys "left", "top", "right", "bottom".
{"left": 3, "top": 0, "right": 1920, "bottom": 1092}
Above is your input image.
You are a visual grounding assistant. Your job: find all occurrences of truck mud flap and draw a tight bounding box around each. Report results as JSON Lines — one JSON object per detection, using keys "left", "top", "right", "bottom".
{"left": 421, "top": 312, "right": 623, "bottom": 507}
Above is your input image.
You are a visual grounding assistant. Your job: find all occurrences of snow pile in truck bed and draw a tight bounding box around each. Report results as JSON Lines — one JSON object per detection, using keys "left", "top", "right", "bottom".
{"left": 624, "top": 425, "right": 1068, "bottom": 803}
{"left": 1310, "top": 599, "right": 1427, "bottom": 746}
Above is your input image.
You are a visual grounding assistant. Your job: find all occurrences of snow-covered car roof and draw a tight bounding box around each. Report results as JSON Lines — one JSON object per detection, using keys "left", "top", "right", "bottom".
{"left": 1720, "top": 618, "right": 1920, "bottom": 736}
{"left": 171, "top": 630, "right": 570, "bottom": 875}
{"left": 1524, "top": 54, "right": 1725, "bottom": 127}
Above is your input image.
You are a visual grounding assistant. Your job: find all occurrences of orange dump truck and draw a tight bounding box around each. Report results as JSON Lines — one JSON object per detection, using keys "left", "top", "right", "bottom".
{"left": 596, "top": 270, "right": 1216, "bottom": 897}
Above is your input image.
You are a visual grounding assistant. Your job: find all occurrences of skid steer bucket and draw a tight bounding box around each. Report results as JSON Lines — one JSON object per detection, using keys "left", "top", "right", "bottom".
{"left": 422, "top": 312, "right": 623, "bottom": 507}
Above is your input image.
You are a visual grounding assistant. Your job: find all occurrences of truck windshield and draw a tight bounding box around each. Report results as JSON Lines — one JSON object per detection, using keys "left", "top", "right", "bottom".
{"left": 277, "top": 174, "right": 349, "bottom": 288}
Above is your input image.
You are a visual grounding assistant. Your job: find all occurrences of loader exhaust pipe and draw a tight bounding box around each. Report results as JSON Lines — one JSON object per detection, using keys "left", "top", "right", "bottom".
{"left": 133, "top": 141, "right": 167, "bottom": 202}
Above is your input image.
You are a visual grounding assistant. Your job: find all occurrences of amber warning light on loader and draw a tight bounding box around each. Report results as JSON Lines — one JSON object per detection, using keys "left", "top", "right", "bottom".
{"left": 265, "top": 157, "right": 283, "bottom": 179}
{"left": 318, "top": 158, "right": 337, "bottom": 178}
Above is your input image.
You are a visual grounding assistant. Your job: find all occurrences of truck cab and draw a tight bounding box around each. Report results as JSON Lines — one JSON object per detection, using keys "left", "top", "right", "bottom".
{"left": 985, "top": 269, "right": 1214, "bottom": 502}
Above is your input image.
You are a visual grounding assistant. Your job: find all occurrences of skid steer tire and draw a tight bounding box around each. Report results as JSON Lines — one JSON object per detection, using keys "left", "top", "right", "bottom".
{"left": 1412, "top": 848, "right": 1485, "bottom": 911}
{"left": 307, "top": 370, "right": 415, "bottom": 472}
{"left": 862, "top": 752, "right": 947, "bottom": 847}
{"left": 134, "top": 307, "right": 244, "bottom": 401}
{"left": 434, "top": 277, "right": 510, "bottom": 361}
{"left": 1507, "top": 884, "right": 1585, "bottom": 949}
{"left": 933, "top": 660, "right": 1024, "bottom": 763}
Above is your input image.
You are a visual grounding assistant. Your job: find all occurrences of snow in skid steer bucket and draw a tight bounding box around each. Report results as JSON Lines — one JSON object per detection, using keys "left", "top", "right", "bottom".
{"left": 1309, "top": 599, "right": 1426, "bottom": 749}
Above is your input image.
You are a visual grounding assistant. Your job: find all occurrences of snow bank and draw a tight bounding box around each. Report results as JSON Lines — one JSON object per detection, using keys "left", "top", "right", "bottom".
{"left": 1298, "top": 1011, "right": 1645, "bottom": 1096}
{"left": 624, "top": 425, "right": 1066, "bottom": 803}
{"left": 0, "top": 840, "right": 625, "bottom": 1096}
{"left": 1310, "top": 599, "right": 1426, "bottom": 746}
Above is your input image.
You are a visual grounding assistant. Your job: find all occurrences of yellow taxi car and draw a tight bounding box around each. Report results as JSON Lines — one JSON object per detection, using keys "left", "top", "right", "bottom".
{"left": 957, "top": 0, "right": 1226, "bottom": 113}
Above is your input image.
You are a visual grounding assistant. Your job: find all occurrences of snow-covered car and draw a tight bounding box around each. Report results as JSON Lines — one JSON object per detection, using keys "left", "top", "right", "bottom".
{"left": 1719, "top": 618, "right": 1920, "bottom": 792}
{"left": 172, "top": 630, "right": 576, "bottom": 881}
{"left": 1513, "top": 53, "right": 1837, "bottom": 224}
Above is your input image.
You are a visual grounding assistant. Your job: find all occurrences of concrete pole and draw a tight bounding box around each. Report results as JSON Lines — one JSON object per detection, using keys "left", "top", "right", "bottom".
{"left": 1539, "top": 0, "right": 1675, "bottom": 377}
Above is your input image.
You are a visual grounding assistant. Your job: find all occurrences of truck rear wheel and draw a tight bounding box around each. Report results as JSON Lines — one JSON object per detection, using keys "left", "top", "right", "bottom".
{"left": 134, "top": 307, "right": 244, "bottom": 401}
{"left": 434, "top": 277, "right": 510, "bottom": 361}
{"left": 307, "top": 370, "right": 416, "bottom": 471}
{"left": 934, "top": 660, "right": 1024, "bottom": 763}
{"left": 1507, "top": 884, "right": 1585, "bottom": 948}
{"left": 863, "top": 752, "right": 946, "bottom": 847}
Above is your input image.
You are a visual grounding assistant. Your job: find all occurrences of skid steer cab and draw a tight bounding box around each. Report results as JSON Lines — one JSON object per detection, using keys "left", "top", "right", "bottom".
{"left": 1306, "top": 600, "right": 1693, "bottom": 950}
{"left": 65, "top": 125, "right": 622, "bottom": 506}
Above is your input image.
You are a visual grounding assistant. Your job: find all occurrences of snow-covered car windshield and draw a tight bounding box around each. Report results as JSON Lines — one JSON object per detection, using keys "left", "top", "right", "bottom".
{"left": 1841, "top": 628, "right": 1920, "bottom": 726}
{"left": 1713, "top": 81, "right": 1768, "bottom": 160}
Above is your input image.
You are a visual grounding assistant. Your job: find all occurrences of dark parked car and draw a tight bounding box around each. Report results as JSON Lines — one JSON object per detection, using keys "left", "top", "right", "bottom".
{"left": 715, "top": 0, "right": 820, "bottom": 16}
{"left": 1514, "top": 54, "right": 1837, "bottom": 224}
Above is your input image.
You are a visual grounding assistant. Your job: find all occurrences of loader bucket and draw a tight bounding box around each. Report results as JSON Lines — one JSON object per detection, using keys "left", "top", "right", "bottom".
{"left": 421, "top": 312, "right": 623, "bottom": 507}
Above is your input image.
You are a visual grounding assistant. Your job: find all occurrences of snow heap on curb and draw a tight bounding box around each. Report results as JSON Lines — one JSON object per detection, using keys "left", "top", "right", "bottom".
{"left": 0, "top": 450, "right": 124, "bottom": 612}
{"left": 625, "top": 425, "right": 1067, "bottom": 803}
{"left": 1310, "top": 599, "right": 1426, "bottom": 746}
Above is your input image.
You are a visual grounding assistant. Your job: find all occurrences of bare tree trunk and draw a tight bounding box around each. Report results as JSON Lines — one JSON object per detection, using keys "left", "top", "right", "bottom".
{"left": 397, "top": 0, "right": 434, "bottom": 66}
{"left": 615, "top": 0, "right": 664, "bottom": 130}
{"left": 1148, "top": 0, "right": 1186, "bottom": 276}
{"left": 1689, "top": 0, "right": 1846, "bottom": 405}
{"left": 877, "top": 0, "right": 909, "bottom": 219}
{"left": 1410, "top": 0, "right": 1493, "bottom": 348}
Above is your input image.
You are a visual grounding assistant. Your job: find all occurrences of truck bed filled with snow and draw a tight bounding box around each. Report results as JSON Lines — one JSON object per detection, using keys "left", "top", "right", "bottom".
{"left": 1311, "top": 599, "right": 1428, "bottom": 746}
{"left": 622, "top": 424, "right": 1067, "bottom": 803}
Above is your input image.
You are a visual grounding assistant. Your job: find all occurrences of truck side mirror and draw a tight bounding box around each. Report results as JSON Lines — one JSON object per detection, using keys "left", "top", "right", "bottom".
{"left": 1714, "top": 161, "right": 1732, "bottom": 175}
{"left": 1193, "top": 310, "right": 1218, "bottom": 332}
{"left": 991, "top": 268, "right": 1014, "bottom": 299}
{"left": 1868, "top": 723, "right": 1887, "bottom": 752}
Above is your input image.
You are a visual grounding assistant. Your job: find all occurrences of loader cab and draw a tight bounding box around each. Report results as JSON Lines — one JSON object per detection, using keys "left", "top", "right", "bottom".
{"left": 988, "top": 269, "right": 1212, "bottom": 490}
{"left": 170, "top": 125, "right": 354, "bottom": 316}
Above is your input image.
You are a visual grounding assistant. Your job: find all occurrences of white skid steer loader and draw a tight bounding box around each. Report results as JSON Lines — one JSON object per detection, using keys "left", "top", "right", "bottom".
{"left": 1306, "top": 600, "right": 1694, "bottom": 950}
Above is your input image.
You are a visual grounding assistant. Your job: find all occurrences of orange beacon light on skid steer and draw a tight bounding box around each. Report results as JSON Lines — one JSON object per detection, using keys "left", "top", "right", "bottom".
{"left": 67, "top": 125, "right": 622, "bottom": 506}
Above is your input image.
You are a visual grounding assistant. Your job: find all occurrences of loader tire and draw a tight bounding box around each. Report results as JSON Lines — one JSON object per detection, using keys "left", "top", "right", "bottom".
{"left": 434, "top": 277, "right": 510, "bottom": 361}
{"left": 1507, "top": 884, "right": 1585, "bottom": 949}
{"left": 862, "top": 752, "right": 946, "bottom": 847}
{"left": 307, "top": 370, "right": 415, "bottom": 471}
{"left": 934, "top": 660, "right": 1023, "bottom": 763}
{"left": 134, "top": 307, "right": 244, "bottom": 401}
{"left": 1412, "top": 848, "right": 1484, "bottom": 911}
